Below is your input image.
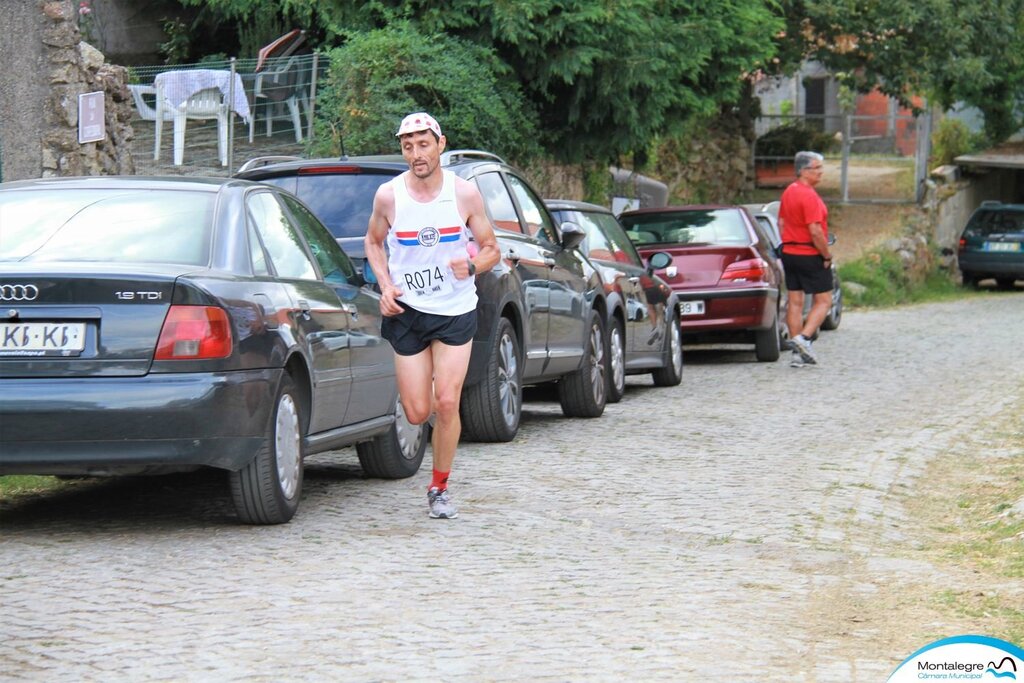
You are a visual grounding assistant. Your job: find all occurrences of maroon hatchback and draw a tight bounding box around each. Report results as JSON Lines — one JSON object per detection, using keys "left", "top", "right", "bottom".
{"left": 618, "top": 205, "right": 785, "bottom": 362}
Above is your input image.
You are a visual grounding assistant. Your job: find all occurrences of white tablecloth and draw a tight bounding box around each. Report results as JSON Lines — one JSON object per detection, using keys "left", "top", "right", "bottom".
{"left": 154, "top": 69, "right": 251, "bottom": 122}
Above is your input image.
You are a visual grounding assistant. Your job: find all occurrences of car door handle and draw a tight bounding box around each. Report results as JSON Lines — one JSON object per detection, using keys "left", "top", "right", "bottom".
{"left": 542, "top": 254, "right": 557, "bottom": 268}
{"left": 505, "top": 248, "right": 520, "bottom": 263}
{"left": 628, "top": 276, "right": 640, "bottom": 284}
{"left": 341, "top": 302, "right": 358, "bottom": 318}
{"left": 297, "top": 299, "right": 311, "bottom": 320}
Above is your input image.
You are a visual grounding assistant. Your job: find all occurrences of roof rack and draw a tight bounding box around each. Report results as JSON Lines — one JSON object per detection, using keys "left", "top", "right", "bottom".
{"left": 236, "top": 155, "right": 303, "bottom": 173}
{"left": 441, "top": 150, "right": 506, "bottom": 166}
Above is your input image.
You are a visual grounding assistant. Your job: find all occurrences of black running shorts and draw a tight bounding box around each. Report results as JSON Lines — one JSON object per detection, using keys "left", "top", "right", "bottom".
{"left": 380, "top": 303, "right": 478, "bottom": 356}
{"left": 781, "top": 252, "right": 834, "bottom": 294}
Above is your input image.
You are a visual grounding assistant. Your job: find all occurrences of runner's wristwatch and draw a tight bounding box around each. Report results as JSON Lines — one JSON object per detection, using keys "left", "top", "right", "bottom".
{"left": 468, "top": 260, "right": 476, "bottom": 276}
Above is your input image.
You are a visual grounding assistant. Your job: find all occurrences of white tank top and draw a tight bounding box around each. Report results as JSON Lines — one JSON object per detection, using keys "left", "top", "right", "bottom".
{"left": 386, "top": 170, "right": 477, "bottom": 315}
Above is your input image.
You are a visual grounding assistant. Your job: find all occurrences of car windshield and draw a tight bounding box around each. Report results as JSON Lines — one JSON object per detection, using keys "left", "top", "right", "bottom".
{"left": 0, "top": 189, "right": 214, "bottom": 264}
{"left": 259, "top": 173, "right": 395, "bottom": 240}
{"left": 619, "top": 209, "right": 749, "bottom": 246}
{"left": 964, "top": 208, "right": 1024, "bottom": 237}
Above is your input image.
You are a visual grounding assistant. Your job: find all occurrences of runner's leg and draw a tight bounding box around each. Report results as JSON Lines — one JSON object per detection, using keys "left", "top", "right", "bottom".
{"left": 429, "top": 339, "right": 473, "bottom": 473}
{"left": 394, "top": 349, "right": 434, "bottom": 425}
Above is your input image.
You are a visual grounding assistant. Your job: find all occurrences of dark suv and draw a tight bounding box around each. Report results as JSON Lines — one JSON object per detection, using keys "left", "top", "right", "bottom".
{"left": 236, "top": 151, "right": 609, "bottom": 442}
{"left": 957, "top": 201, "right": 1024, "bottom": 289}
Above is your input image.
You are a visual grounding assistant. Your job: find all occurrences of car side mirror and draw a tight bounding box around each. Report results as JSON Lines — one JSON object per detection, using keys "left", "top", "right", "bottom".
{"left": 558, "top": 221, "right": 586, "bottom": 251}
{"left": 647, "top": 251, "right": 672, "bottom": 272}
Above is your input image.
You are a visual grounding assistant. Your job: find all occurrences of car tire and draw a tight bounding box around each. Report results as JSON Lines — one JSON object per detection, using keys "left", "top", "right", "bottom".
{"left": 652, "top": 315, "right": 683, "bottom": 387}
{"left": 460, "top": 316, "right": 522, "bottom": 442}
{"left": 961, "top": 272, "right": 980, "bottom": 289}
{"left": 996, "top": 278, "right": 1017, "bottom": 290}
{"left": 755, "top": 308, "right": 782, "bottom": 362}
{"left": 357, "top": 397, "right": 429, "bottom": 479}
{"left": 606, "top": 319, "right": 626, "bottom": 403}
{"left": 821, "top": 288, "right": 843, "bottom": 331}
{"left": 230, "top": 374, "right": 304, "bottom": 525}
{"left": 558, "top": 310, "right": 607, "bottom": 418}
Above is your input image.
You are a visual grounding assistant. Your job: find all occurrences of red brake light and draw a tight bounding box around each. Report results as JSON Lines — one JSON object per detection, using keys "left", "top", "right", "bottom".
{"left": 721, "top": 258, "right": 768, "bottom": 282}
{"left": 958, "top": 238, "right": 966, "bottom": 251}
{"left": 155, "top": 305, "right": 232, "bottom": 360}
{"left": 297, "top": 165, "right": 363, "bottom": 175}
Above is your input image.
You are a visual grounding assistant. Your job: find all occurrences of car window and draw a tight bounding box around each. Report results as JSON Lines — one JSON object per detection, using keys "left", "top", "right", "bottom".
{"left": 591, "top": 211, "right": 643, "bottom": 266}
{"left": 259, "top": 173, "right": 394, "bottom": 240}
{"left": 964, "top": 208, "right": 1024, "bottom": 237}
{"left": 619, "top": 209, "right": 749, "bottom": 246}
{"left": 248, "top": 222, "right": 272, "bottom": 276}
{"left": 246, "top": 191, "right": 317, "bottom": 280}
{"left": 754, "top": 215, "right": 781, "bottom": 246}
{"left": 475, "top": 172, "right": 522, "bottom": 234}
{"left": 506, "top": 175, "right": 556, "bottom": 243}
{"left": 0, "top": 189, "right": 213, "bottom": 265}
{"left": 279, "top": 194, "right": 356, "bottom": 285}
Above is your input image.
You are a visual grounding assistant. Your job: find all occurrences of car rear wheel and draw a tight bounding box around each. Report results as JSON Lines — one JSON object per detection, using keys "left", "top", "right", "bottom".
{"left": 755, "top": 308, "right": 782, "bottom": 362}
{"left": 996, "top": 278, "right": 1017, "bottom": 290}
{"left": 558, "top": 310, "right": 607, "bottom": 418}
{"left": 230, "top": 374, "right": 304, "bottom": 525}
{"left": 460, "top": 316, "right": 522, "bottom": 442}
{"left": 606, "top": 319, "right": 626, "bottom": 403}
{"left": 821, "top": 288, "right": 843, "bottom": 331}
{"left": 652, "top": 315, "right": 683, "bottom": 386}
{"left": 357, "top": 397, "right": 429, "bottom": 479}
{"left": 961, "top": 272, "right": 981, "bottom": 289}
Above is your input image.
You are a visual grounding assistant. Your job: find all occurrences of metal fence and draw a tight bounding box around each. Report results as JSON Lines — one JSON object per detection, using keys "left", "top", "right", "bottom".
{"left": 126, "top": 53, "right": 323, "bottom": 177}
{"left": 753, "top": 113, "right": 931, "bottom": 204}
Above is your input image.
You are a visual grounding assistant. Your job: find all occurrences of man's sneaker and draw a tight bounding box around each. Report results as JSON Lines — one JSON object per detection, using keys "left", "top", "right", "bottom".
{"left": 428, "top": 487, "right": 458, "bottom": 519}
{"left": 790, "top": 350, "right": 806, "bottom": 368}
{"left": 791, "top": 335, "right": 817, "bottom": 365}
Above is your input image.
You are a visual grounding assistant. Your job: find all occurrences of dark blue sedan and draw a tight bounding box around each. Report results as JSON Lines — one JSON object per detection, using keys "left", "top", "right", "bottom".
{"left": 0, "top": 176, "right": 428, "bottom": 524}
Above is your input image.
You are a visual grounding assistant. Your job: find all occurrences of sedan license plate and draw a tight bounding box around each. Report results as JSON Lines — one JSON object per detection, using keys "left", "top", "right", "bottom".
{"left": 0, "top": 322, "right": 86, "bottom": 357}
{"left": 984, "top": 241, "right": 1021, "bottom": 252}
{"left": 678, "top": 300, "right": 705, "bottom": 316}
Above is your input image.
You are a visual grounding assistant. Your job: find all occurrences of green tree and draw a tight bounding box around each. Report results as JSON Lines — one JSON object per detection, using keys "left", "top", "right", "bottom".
{"left": 769, "top": 0, "right": 1024, "bottom": 143}
{"left": 178, "top": 0, "right": 781, "bottom": 164}
{"left": 309, "top": 23, "right": 541, "bottom": 162}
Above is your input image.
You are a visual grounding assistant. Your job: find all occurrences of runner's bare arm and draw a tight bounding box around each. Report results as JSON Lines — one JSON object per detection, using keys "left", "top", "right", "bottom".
{"left": 450, "top": 177, "right": 500, "bottom": 279}
{"left": 364, "top": 183, "right": 404, "bottom": 316}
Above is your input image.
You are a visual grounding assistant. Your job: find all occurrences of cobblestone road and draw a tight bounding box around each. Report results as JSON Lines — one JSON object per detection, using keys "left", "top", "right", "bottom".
{"left": 2, "top": 293, "right": 1022, "bottom": 682}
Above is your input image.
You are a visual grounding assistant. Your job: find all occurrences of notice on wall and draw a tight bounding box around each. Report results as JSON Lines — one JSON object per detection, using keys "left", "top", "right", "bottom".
{"left": 78, "top": 92, "right": 105, "bottom": 144}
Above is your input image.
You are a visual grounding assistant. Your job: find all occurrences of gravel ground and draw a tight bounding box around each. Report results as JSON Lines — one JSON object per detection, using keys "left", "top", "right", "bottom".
{"left": 1, "top": 293, "right": 1022, "bottom": 682}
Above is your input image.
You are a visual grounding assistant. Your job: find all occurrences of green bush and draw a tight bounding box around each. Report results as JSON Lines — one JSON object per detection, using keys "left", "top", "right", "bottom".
{"left": 756, "top": 121, "right": 838, "bottom": 158}
{"left": 930, "top": 117, "right": 985, "bottom": 167}
{"left": 309, "top": 23, "right": 541, "bottom": 163}
{"left": 838, "top": 247, "right": 962, "bottom": 308}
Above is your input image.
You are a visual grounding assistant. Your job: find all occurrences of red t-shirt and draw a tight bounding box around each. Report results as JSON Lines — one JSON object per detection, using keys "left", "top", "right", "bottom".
{"left": 779, "top": 181, "right": 828, "bottom": 256}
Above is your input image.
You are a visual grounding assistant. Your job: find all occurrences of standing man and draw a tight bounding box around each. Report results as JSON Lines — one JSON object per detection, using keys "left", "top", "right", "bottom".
{"left": 364, "top": 112, "right": 500, "bottom": 519}
{"left": 778, "top": 150, "right": 833, "bottom": 368}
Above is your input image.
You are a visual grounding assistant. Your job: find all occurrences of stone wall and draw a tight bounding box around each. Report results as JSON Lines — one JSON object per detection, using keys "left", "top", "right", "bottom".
{"left": 0, "top": 0, "right": 134, "bottom": 181}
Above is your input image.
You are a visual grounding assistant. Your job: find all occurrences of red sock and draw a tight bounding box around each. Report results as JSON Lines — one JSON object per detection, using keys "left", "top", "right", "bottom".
{"left": 429, "top": 469, "right": 450, "bottom": 492}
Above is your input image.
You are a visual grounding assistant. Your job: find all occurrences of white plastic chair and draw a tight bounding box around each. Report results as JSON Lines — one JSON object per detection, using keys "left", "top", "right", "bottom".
{"left": 154, "top": 86, "right": 229, "bottom": 166}
{"left": 248, "top": 56, "right": 306, "bottom": 143}
{"left": 127, "top": 84, "right": 163, "bottom": 122}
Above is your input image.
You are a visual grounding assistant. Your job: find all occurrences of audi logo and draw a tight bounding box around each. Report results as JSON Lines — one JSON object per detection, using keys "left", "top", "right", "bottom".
{"left": 0, "top": 284, "right": 40, "bottom": 302}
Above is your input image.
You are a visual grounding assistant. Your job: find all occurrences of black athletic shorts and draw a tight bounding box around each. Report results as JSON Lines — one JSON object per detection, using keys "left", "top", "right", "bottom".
{"left": 380, "top": 303, "right": 478, "bottom": 356}
{"left": 781, "top": 252, "right": 834, "bottom": 294}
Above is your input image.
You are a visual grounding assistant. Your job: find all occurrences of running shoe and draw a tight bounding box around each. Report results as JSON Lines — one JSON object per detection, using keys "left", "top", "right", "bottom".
{"left": 791, "top": 335, "right": 817, "bottom": 365}
{"left": 790, "top": 350, "right": 806, "bottom": 368}
{"left": 428, "top": 487, "right": 458, "bottom": 519}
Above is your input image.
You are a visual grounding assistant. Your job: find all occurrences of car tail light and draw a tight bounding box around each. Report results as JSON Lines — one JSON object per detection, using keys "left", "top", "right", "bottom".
{"left": 155, "top": 305, "right": 232, "bottom": 360}
{"left": 721, "top": 258, "right": 768, "bottom": 282}
{"left": 958, "top": 238, "right": 966, "bottom": 251}
{"left": 297, "top": 165, "right": 362, "bottom": 175}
